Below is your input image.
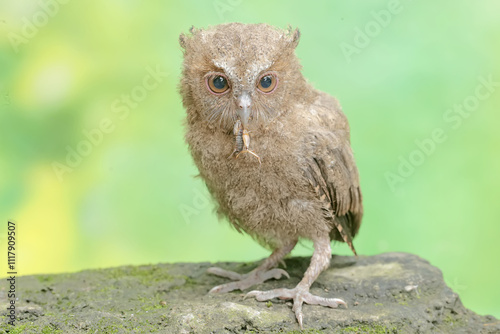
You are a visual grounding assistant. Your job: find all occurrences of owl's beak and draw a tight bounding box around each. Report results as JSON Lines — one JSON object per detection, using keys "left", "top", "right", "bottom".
{"left": 237, "top": 92, "right": 252, "bottom": 128}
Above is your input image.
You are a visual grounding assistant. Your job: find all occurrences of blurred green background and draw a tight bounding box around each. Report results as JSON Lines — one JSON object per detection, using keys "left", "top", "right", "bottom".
{"left": 1, "top": 0, "right": 499, "bottom": 319}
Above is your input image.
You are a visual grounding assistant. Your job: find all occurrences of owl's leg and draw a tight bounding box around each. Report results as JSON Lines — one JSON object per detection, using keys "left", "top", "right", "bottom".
{"left": 245, "top": 236, "right": 346, "bottom": 329}
{"left": 207, "top": 240, "right": 297, "bottom": 294}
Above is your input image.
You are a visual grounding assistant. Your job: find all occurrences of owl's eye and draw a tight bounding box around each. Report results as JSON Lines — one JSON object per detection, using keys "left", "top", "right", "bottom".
{"left": 257, "top": 73, "right": 278, "bottom": 94}
{"left": 206, "top": 74, "right": 230, "bottom": 94}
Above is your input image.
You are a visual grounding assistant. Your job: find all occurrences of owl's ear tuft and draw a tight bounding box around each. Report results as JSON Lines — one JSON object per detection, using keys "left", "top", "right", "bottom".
{"left": 179, "top": 26, "right": 202, "bottom": 50}
{"left": 286, "top": 25, "right": 301, "bottom": 49}
{"left": 180, "top": 26, "right": 202, "bottom": 50}
{"left": 179, "top": 33, "right": 187, "bottom": 49}
{"left": 292, "top": 28, "right": 301, "bottom": 44}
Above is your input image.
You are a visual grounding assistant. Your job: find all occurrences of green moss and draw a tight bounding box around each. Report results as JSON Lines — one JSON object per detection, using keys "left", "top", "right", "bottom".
{"left": 374, "top": 303, "right": 383, "bottom": 307}
{"left": 41, "top": 325, "right": 63, "bottom": 333}
{"left": 265, "top": 301, "right": 273, "bottom": 308}
{"left": 102, "top": 265, "right": 175, "bottom": 286}
{"left": 36, "top": 275, "right": 54, "bottom": 284}
{"left": 394, "top": 293, "right": 411, "bottom": 306}
{"left": 141, "top": 303, "right": 165, "bottom": 311}
{"left": 237, "top": 261, "right": 257, "bottom": 269}
{"left": 133, "top": 293, "right": 168, "bottom": 312}
{"left": 286, "top": 330, "right": 324, "bottom": 334}
{"left": 92, "top": 318, "right": 126, "bottom": 334}
{"left": 183, "top": 275, "right": 197, "bottom": 285}
{"left": 1, "top": 324, "right": 38, "bottom": 334}
{"left": 443, "top": 315, "right": 453, "bottom": 323}
{"left": 340, "top": 324, "right": 397, "bottom": 333}
{"left": 442, "top": 313, "right": 465, "bottom": 327}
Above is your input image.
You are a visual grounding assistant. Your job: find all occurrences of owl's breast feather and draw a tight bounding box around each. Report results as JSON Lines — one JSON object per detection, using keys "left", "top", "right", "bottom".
{"left": 185, "top": 119, "right": 328, "bottom": 242}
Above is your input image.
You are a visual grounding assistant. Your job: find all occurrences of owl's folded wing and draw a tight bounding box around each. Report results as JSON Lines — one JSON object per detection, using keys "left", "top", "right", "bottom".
{"left": 303, "top": 131, "right": 363, "bottom": 255}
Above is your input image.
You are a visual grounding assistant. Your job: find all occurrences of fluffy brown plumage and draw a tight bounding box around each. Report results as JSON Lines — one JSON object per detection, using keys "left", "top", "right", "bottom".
{"left": 179, "top": 23, "right": 363, "bottom": 328}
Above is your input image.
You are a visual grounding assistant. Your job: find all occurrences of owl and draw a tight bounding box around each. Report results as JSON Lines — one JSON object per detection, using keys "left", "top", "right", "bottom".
{"left": 179, "top": 23, "right": 363, "bottom": 328}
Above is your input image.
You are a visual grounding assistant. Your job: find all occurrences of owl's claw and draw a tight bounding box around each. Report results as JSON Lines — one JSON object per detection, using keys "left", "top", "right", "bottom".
{"left": 207, "top": 267, "right": 289, "bottom": 293}
{"left": 244, "top": 286, "right": 347, "bottom": 329}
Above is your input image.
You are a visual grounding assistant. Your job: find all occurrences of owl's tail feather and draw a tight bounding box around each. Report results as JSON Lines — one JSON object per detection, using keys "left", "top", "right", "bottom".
{"left": 317, "top": 189, "right": 357, "bottom": 257}
{"left": 332, "top": 215, "right": 357, "bottom": 257}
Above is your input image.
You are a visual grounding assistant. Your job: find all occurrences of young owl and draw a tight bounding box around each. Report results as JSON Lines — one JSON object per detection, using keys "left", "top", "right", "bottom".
{"left": 179, "top": 23, "right": 363, "bottom": 328}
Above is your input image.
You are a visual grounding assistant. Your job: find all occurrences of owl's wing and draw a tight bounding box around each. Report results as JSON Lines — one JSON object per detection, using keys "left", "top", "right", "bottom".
{"left": 303, "top": 94, "right": 363, "bottom": 255}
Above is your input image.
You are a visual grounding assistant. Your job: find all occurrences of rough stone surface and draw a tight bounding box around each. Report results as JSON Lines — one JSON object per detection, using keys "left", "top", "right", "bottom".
{"left": 0, "top": 252, "right": 498, "bottom": 333}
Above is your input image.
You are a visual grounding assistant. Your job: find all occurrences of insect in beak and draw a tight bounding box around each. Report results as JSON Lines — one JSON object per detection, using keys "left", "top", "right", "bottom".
{"left": 228, "top": 119, "right": 261, "bottom": 164}
{"left": 229, "top": 92, "right": 261, "bottom": 164}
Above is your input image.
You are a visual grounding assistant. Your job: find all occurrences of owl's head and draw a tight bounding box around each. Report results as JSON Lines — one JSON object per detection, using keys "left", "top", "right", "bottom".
{"left": 179, "top": 23, "right": 310, "bottom": 132}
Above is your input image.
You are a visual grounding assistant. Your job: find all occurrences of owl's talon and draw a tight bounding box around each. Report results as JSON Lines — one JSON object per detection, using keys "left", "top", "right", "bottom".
{"left": 207, "top": 267, "right": 244, "bottom": 280}
{"left": 244, "top": 286, "right": 347, "bottom": 329}
{"left": 208, "top": 267, "right": 289, "bottom": 293}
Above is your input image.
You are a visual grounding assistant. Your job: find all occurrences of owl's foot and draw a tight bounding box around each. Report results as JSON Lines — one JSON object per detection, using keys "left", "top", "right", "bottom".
{"left": 207, "top": 267, "right": 289, "bottom": 293}
{"left": 245, "top": 286, "right": 347, "bottom": 329}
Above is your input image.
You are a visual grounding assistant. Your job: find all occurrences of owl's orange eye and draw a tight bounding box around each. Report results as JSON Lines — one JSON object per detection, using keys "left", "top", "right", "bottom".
{"left": 257, "top": 73, "right": 278, "bottom": 93}
{"left": 206, "top": 74, "right": 230, "bottom": 94}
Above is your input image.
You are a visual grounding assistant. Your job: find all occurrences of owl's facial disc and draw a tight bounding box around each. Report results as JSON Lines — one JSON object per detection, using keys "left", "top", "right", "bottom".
{"left": 237, "top": 92, "right": 251, "bottom": 128}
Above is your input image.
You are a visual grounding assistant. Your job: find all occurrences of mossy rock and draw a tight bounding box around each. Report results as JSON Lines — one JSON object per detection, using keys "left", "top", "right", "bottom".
{"left": 0, "top": 253, "right": 498, "bottom": 333}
